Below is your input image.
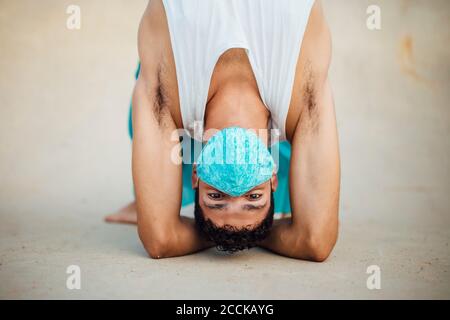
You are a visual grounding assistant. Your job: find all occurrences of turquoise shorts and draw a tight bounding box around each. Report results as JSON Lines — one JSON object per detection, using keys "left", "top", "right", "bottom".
{"left": 129, "top": 64, "right": 292, "bottom": 214}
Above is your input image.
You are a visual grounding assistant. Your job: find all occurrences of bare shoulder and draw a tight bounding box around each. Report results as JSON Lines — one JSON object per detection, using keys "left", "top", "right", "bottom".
{"left": 285, "top": 0, "right": 332, "bottom": 140}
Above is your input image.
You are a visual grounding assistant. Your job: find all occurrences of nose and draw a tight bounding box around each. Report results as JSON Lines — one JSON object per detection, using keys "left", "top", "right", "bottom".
{"left": 224, "top": 197, "right": 246, "bottom": 214}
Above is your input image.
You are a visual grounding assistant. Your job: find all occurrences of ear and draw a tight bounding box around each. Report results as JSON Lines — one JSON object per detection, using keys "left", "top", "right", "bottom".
{"left": 270, "top": 171, "right": 278, "bottom": 192}
{"left": 192, "top": 164, "right": 199, "bottom": 189}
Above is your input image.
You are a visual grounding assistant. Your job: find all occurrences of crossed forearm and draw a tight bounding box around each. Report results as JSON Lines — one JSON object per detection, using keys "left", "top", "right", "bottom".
{"left": 259, "top": 218, "right": 335, "bottom": 262}
{"left": 142, "top": 215, "right": 334, "bottom": 261}
{"left": 139, "top": 216, "right": 213, "bottom": 259}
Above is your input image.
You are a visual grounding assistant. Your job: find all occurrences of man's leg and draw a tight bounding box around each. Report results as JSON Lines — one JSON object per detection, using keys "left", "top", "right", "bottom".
{"left": 105, "top": 202, "right": 137, "bottom": 224}
{"left": 104, "top": 104, "right": 137, "bottom": 224}
{"left": 104, "top": 64, "right": 141, "bottom": 224}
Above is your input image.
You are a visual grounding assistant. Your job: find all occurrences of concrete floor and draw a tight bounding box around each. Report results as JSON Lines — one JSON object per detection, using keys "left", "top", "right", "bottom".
{"left": 0, "top": 0, "right": 449, "bottom": 299}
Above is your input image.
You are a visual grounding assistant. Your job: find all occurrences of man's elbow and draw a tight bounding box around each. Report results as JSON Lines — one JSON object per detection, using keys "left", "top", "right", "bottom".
{"left": 138, "top": 227, "right": 172, "bottom": 259}
{"left": 303, "top": 225, "right": 338, "bottom": 262}
{"left": 305, "top": 235, "right": 336, "bottom": 262}
{"left": 143, "top": 241, "right": 170, "bottom": 259}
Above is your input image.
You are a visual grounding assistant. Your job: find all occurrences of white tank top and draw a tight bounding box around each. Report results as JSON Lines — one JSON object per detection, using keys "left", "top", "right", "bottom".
{"left": 162, "top": 0, "right": 315, "bottom": 142}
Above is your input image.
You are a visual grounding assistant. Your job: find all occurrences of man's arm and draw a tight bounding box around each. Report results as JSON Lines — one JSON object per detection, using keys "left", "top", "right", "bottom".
{"left": 261, "top": 1, "right": 340, "bottom": 261}
{"left": 133, "top": 1, "right": 211, "bottom": 259}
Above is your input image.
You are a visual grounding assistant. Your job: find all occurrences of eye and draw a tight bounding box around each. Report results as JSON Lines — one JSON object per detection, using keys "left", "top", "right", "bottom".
{"left": 247, "top": 193, "right": 262, "bottom": 200}
{"left": 208, "top": 193, "right": 223, "bottom": 200}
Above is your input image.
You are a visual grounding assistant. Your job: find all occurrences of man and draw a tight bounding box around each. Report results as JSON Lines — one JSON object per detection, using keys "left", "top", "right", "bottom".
{"left": 106, "top": 0, "right": 340, "bottom": 261}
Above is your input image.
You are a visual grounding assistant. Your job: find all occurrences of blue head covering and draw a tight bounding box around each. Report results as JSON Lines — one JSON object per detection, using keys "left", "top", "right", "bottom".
{"left": 196, "top": 127, "right": 275, "bottom": 196}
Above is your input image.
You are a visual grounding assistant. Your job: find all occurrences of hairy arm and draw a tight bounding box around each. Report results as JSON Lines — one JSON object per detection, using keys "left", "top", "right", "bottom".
{"left": 261, "top": 1, "right": 340, "bottom": 261}
{"left": 133, "top": 2, "right": 212, "bottom": 259}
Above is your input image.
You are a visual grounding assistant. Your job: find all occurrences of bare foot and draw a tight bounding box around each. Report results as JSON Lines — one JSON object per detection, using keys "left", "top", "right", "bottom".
{"left": 104, "top": 201, "right": 137, "bottom": 225}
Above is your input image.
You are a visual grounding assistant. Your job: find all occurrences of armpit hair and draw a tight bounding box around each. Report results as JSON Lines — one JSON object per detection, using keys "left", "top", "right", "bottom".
{"left": 298, "top": 61, "right": 320, "bottom": 134}
{"left": 152, "top": 63, "right": 170, "bottom": 127}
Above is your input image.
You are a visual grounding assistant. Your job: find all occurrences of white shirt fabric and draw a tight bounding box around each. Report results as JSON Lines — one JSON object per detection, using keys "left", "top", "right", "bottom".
{"left": 162, "top": 0, "right": 315, "bottom": 142}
